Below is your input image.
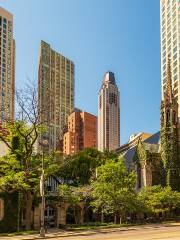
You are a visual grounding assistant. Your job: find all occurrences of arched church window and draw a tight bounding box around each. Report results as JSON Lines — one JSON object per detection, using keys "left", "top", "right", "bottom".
{"left": 161, "top": 112, "right": 164, "bottom": 124}
{"left": 173, "top": 111, "right": 176, "bottom": 125}
{"left": 0, "top": 198, "right": 4, "bottom": 221}
{"left": 166, "top": 109, "right": 170, "bottom": 124}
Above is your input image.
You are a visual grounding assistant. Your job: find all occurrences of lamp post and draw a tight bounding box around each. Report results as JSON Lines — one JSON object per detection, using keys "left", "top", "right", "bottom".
{"left": 40, "top": 139, "right": 48, "bottom": 238}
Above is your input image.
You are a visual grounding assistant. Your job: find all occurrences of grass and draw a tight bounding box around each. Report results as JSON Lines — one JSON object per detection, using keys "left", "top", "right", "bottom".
{"left": 67, "top": 222, "right": 140, "bottom": 230}
{"left": 0, "top": 230, "right": 38, "bottom": 237}
{"left": 67, "top": 219, "right": 180, "bottom": 231}
{"left": 0, "top": 220, "right": 179, "bottom": 236}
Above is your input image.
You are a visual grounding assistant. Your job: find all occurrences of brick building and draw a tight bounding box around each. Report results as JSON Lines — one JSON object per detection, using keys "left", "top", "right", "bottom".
{"left": 63, "top": 109, "right": 97, "bottom": 155}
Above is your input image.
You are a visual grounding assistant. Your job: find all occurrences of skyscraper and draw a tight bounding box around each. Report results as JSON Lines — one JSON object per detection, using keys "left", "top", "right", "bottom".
{"left": 98, "top": 71, "right": 120, "bottom": 151}
{"left": 160, "top": 0, "right": 180, "bottom": 142}
{"left": 63, "top": 109, "right": 97, "bottom": 155}
{"left": 0, "top": 7, "right": 15, "bottom": 122}
{"left": 38, "top": 41, "right": 74, "bottom": 151}
{"left": 160, "top": 0, "right": 180, "bottom": 118}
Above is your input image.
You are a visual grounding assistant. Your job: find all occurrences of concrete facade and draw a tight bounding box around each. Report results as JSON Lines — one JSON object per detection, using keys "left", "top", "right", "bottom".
{"left": 0, "top": 7, "right": 15, "bottom": 122}
{"left": 98, "top": 72, "right": 120, "bottom": 151}
{"left": 38, "top": 40, "right": 75, "bottom": 152}
{"left": 33, "top": 202, "right": 84, "bottom": 230}
{"left": 160, "top": 0, "right": 180, "bottom": 120}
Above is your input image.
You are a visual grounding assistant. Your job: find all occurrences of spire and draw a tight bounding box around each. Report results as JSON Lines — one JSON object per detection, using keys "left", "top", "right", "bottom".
{"left": 103, "top": 72, "right": 116, "bottom": 85}
{"left": 166, "top": 57, "right": 173, "bottom": 101}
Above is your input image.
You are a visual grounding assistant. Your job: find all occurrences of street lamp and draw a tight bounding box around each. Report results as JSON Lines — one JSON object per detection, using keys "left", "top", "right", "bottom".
{"left": 40, "top": 139, "right": 48, "bottom": 238}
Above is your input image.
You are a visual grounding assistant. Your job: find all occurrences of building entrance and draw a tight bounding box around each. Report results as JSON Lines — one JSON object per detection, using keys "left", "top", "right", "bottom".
{"left": 44, "top": 205, "right": 56, "bottom": 228}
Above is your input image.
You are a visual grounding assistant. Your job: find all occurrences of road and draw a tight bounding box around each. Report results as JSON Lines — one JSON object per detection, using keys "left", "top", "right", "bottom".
{"left": 1, "top": 223, "right": 180, "bottom": 240}
{"left": 52, "top": 224, "right": 180, "bottom": 240}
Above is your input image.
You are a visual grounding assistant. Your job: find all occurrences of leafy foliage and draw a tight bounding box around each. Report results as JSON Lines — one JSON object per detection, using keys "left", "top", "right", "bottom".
{"left": 0, "top": 192, "right": 18, "bottom": 233}
{"left": 58, "top": 148, "right": 118, "bottom": 185}
{"left": 134, "top": 140, "right": 165, "bottom": 188}
{"left": 160, "top": 126, "right": 180, "bottom": 191}
{"left": 0, "top": 84, "right": 49, "bottom": 230}
{"left": 0, "top": 124, "right": 41, "bottom": 192}
{"left": 91, "top": 157, "right": 137, "bottom": 222}
{"left": 138, "top": 185, "right": 180, "bottom": 215}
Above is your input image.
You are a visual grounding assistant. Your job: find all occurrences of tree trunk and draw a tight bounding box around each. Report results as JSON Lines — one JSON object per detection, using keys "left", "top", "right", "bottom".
{"left": 101, "top": 211, "right": 104, "bottom": 223}
{"left": 80, "top": 209, "right": 84, "bottom": 225}
{"left": 17, "top": 191, "right": 22, "bottom": 232}
{"left": 119, "top": 212, "right": 125, "bottom": 224}
{"left": 119, "top": 215, "right": 122, "bottom": 224}
{"left": 25, "top": 191, "right": 32, "bottom": 230}
{"left": 169, "top": 207, "right": 173, "bottom": 218}
{"left": 74, "top": 208, "right": 78, "bottom": 224}
{"left": 114, "top": 213, "right": 117, "bottom": 224}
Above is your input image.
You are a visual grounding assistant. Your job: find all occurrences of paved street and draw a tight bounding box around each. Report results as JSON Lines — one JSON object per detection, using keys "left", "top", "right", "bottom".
{"left": 1, "top": 223, "right": 180, "bottom": 240}
{"left": 60, "top": 224, "right": 180, "bottom": 240}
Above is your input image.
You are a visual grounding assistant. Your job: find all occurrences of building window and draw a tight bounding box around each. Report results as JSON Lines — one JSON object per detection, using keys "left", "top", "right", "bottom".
{"left": 166, "top": 109, "right": 170, "bottom": 124}
{"left": 174, "top": 82, "right": 178, "bottom": 88}
{"left": 163, "top": 64, "right": 166, "bottom": 71}
{"left": 173, "top": 67, "right": 177, "bottom": 74}
{"left": 173, "top": 39, "right": 177, "bottom": 47}
{"left": 174, "top": 60, "right": 177, "bottom": 67}
{"left": 99, "top": 95, "right": 102, "bottom": 109}
{"left": 173, "top": 46, "right": 177, "bottom": 53}
{"left": 173, "top": 111, "right": 176, "bottom": 125}
{"left": 173, "top": 53, "right": 177, "bottom": 61}
{"left": 173, "top": 32, "right": 177, "bottom": 40}
{"left": 174, "top": 88, "right": 178, "bottom": 96}
{"left": 174, "top": 74, "right": 177, "bottom": 81}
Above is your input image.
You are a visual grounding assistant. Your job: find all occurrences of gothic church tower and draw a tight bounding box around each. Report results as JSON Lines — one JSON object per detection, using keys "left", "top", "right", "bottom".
{"left": 160, "top": 58, "right": 180, "bottom": 191}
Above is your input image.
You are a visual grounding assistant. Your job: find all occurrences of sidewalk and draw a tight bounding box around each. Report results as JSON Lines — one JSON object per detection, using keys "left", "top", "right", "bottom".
{"left": 1, "top": 222, "right": 180, "bottom": 240}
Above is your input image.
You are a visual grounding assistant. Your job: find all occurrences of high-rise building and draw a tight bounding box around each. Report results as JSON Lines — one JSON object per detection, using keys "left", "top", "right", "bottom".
{"left": 0, "top": 7, "right": 15, "bottom": 122}
{"left": 38, "top": 41, "right": 74, "bottom": 151}
{"left": 160, "top": 0, "right": 180, "bottom": 119}
{"left": 63, "top": 109, "right": 97, "bottom": 155}
{"left": 160, "top": 0, "right": 180, "bottom": 188}
{"left": 98, "top": 71, "right": 120, "bottom": 151}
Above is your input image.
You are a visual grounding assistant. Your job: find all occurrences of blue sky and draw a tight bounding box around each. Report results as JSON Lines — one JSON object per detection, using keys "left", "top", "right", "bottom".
{"left": 0, "top": 0, "right": 161, "bottom": 144}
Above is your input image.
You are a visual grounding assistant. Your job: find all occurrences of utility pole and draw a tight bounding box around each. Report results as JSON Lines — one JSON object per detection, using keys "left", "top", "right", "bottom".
{"left": 40, "top": 139, "right": 48, "bottom": 238}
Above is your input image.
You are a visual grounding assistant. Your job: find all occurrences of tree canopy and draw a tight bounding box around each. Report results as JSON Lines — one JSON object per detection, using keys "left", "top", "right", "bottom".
{"left": 58, "top": 148, "right": 118, "bottom": 186}
{"left": 91, "top": 157, "right": 137, "bottom": 223}
{"left": 138, "top": 185, "right": 180, "bottom": 216}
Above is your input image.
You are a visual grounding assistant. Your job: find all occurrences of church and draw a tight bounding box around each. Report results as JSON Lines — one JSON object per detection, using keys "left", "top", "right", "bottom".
{"left": 117, "top": 58, "right": 180, "bottom": 191}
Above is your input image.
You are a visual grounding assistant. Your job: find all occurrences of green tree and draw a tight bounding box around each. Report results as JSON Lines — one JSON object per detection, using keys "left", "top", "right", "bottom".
{"left": 138, "top": 185, "right": 180, "bottom": 218}
{"left": 0, "top": 85, "right": 47, "bottom": 230}
{"left": 59, "top": 184, "right": 79, "bottom": 205}
{"left": 58, "top": 148, "right": 101, "bottom": 185}
{"left": 91, "top": 157, "right": 137, "bottom": 224}
{"left": 58, "top": 184, "right": 92, "bottom": 224}
{"left": 58, "top": 148, "right": 119, "bottom": 186}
